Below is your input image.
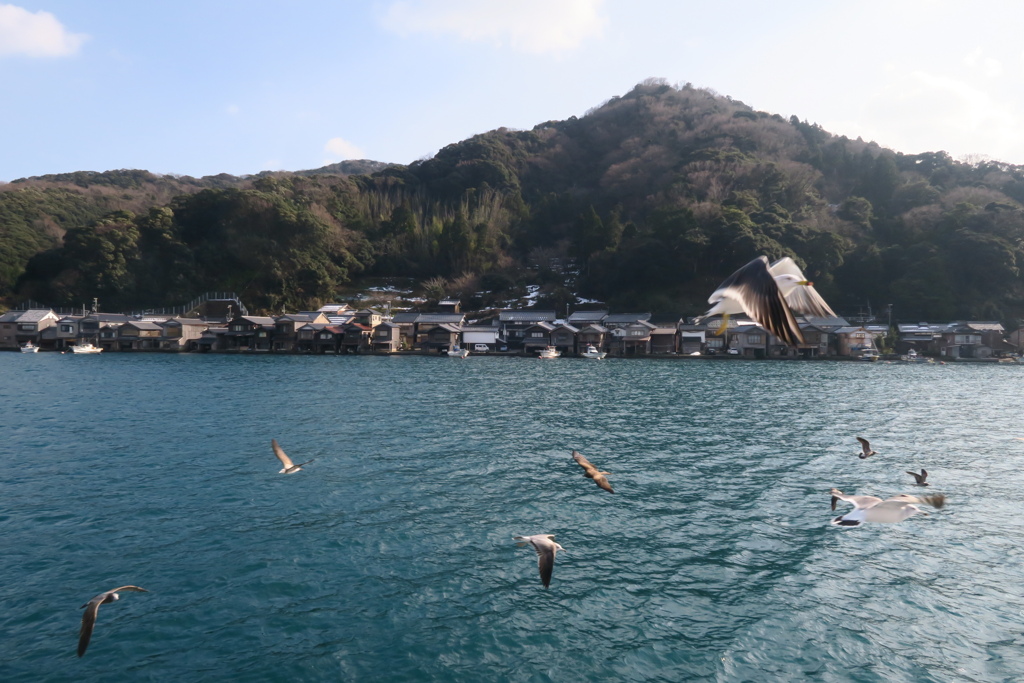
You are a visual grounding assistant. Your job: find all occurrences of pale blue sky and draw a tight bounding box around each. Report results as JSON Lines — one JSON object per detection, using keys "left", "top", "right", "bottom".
{"left": 3, "top": 1, "right": 1024, "bottom": 182}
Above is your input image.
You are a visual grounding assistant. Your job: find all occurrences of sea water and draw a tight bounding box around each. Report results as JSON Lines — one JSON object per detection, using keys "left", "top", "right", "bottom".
{"left": 2, "top": 352, "right": 1024, "bottom": 682}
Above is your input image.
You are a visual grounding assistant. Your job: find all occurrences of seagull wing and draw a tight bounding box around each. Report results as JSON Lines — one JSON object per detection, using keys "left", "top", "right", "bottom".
{"left": 533, "top": 537, "right": 557, "bottom": 588}
{"left": 271, "top": 439, "right": 294, "bottom": 469}
{"left": 592, "top": 472, "right": 615, "bottom": 494}
{"left": 856, "top": 437, "right": 872, "bottom": 455}
{"left": 78, "top": 594, "right": 104, "bottom": 657}
{"left": 830, "top": 489, "right": 883, "bottom": 510}
{"left": 886, "top": 493, "right": 945, "bottom": 509}
{"left": 78, "top": 586, "right": 147, "bottom": 657}
{"left": 710, "top": 256, "right": 804, "bottom": 346}
{"left": 572, "top": 450, "right": 594, "bottom": 470}
{"left": 769, "top": 257, "right": 837, "bottom": 317}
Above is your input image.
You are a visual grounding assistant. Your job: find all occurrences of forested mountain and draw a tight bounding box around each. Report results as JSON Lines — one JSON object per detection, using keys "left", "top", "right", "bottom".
{"left": 5, "top": 79, "right": 1024, "bottom": 323}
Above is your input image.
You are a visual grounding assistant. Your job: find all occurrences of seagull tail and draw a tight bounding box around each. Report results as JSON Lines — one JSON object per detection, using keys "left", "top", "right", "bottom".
{"left": 831, "top": 516, "right": 862, "bottom": 527}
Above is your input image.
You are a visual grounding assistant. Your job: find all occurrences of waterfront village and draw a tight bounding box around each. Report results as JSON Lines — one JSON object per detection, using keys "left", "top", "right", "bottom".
{"left": 0, "top": 292, "right": 1019, "bottom": 361}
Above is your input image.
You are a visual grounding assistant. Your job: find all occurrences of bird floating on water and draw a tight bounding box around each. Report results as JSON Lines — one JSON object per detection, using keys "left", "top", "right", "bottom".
{"left": 571, "top": 450, "right": 614, "bottom": 493}
{"left": 696, "top": 256, "right": 836, "bottom": 347}
{"left": 271, "top": 439, "right": 314, "bottom": 474}
{"left": 830, "top": 488, "right": 945, "bottom": 527}
{"left": 907, "top": 469, "right": 929, "bottom": 486}
{"left": 78, "top": 586, "right": 148, "bottom": 657}
{"left": 856, "top": 437, "right": 878, "bottom": 459}
{"left": 513, "top": 535, "right": 566, "bottom": 588}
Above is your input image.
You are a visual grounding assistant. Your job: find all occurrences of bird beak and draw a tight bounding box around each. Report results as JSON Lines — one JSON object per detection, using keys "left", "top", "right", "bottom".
{"left": 799, "top": 280, "right": 812, "bottom": 286}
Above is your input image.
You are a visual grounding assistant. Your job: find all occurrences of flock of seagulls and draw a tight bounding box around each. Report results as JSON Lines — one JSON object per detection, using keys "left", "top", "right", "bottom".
{"left": 74, "top": 253, "right": 950, "bottom": 654}
{"left": 830, "top": 436, "right": 947, "bottom": 527}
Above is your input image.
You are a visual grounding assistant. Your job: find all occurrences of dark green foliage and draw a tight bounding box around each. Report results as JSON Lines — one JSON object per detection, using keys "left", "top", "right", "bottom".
{"left": 8, "top": 81, "right": 1024, "bottom": 324}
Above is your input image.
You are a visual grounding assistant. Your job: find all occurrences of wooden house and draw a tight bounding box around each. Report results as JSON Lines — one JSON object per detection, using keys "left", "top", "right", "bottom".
{"left": 39, "top": 314, "right": 84, "bottom": 351}
{"left": 117, "top": 320, "right": 163, "bottom": 350}
{"left": 677, "top": 323, "right": 705, "bottom": 355}
{"left": 426, "top": 323, "right": 463, "bottom": 353}
{"left": 158, "top": 318, "right": 211, "bottom": 351}
{"left": 341, "top": 323, "right": 372, "bottom": 353}
{"left": 568, "top": 310, "right": 608, "bottom": 327}
{"left": 371, "top": 321, "right": 401, "bottom": 353}
{"left": 729, "top": 323, "right": 770, "bottom": 358}
{"left": 522, "top": 322, "right": 556, "bottom": 354}
{"left": 274, "top": 313, "right": 329, "bottom": 352}
{"left": 834, "top": 326, "right": 880, "bottom": 358}
{"left": 577, "top": 324, "right": 609, "bottom": 353}
{"left": 224, "top": 315, "right": 276, "bottom": 351}
{"left": 0, "top": 309, "right": 60, "bottom": 349}
{"left": 649, "top": 325, "right": 679, "bottom": 354}
{"left": 498, "top": 310, "right": 556, "bottom": 350}
{"left": 610, "top": 320, "right": 655, "bottom": 355}
{"left": 549, "top": 323, "right": 579, "bottom": 355}
{"left": 310, "top": 325, "right": 346, "bottom": 354}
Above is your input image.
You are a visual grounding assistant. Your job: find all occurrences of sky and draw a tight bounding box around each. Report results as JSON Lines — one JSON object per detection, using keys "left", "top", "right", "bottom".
{"left": 3, "top": 0, "right": 1024, "bottom": 182}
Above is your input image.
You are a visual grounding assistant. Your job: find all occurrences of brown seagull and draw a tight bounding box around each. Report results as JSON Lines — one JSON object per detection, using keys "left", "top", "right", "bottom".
{"left": 571, "top": 450, "right": 614, "bottom": 493}
{"left": 513, "top": 535, "right": 566, "bottom": 588}
{"left": 78, "top": 586, "right": 148, "bottom": 657}
{"left": 856, "top": 437, "right": 878, "bottom": 459}
{"left": 907, "top": 469, "right": 929, "bottom": 486}
{"left": 271, "top": 439, "right": 314, "bottom": 474}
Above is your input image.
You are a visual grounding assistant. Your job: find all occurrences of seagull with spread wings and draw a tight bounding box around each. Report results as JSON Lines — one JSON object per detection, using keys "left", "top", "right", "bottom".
{"left": 513, "top": 535, "right": 566, "bottom": 588}
{"left": 571, "top": 450, "right": 614, "bottom": 493}
{"left": 271, "top": 439, "right": 314, "bottom": 474}
{"left": 830, "top": 488, "right": 945, "bottom": 527}
{"left": 696, "top": 255, "right": 836, "bottom": 346}
{"left": 78, "top": 586, "right": 148, "bottom": 657}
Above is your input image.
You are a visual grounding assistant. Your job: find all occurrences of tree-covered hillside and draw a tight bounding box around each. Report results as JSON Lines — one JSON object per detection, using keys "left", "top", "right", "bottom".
{"left": 6, "top": 79, "right": 1024, "bottom": 323}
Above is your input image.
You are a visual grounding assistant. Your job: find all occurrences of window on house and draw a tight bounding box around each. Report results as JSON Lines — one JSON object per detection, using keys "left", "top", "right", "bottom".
{"left": 530, "top": 332, "right": 544, "bottom": 337}
{"left": 747, "top": 334, "right": 763, "bottom": 344}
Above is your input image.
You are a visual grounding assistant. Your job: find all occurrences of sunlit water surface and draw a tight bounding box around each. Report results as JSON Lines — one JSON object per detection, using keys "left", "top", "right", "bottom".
{"left": 3, "top": 353, "right": 1024, "bottom": 682}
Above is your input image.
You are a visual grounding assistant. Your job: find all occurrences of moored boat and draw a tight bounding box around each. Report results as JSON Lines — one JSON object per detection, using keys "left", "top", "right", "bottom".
{"left": 447, "top": 346, "right": 470, "bottom": 358}
{"left": 69, "top": 342, "right": 103, "bottom": 354}
{"left": 580, "top": 344, "right": 607, "bottom": 359}
{"left": 20, "top": 341, "right": 39, "bottom": 353}
{"left": 538, "top": 346, "right": 560, "bottom": 359}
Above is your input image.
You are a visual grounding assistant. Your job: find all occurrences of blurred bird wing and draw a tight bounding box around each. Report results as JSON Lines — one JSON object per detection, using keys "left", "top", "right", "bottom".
{"left": 832, "top": 491, "right": 883, "bottom": 510}
{"left": 710, "top": 257, "right": 804, "bottom": 346}
{"left": 271, "top": 439, "right": 294, "bottom": 469}
{"left": 769, "top": 257, "right": 836, "bottom": 317}
{"left": 856, "top": 437, "right": 872, "bottom": 454}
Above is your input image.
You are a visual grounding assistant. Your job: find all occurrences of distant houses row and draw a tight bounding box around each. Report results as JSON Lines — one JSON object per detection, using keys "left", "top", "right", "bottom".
{"left": 0, "top": 301, "right": 1015, "bottom": 360}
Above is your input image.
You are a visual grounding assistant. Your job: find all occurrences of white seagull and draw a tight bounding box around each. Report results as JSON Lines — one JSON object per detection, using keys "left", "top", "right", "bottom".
{"left": 78, "top": 586, "right": 149, "bottom": 657}
{"left": 830, "top": 488, "right": 945, "bottom": 527}
{"left": 271, "top": 439, "right": 314, "bottom": 474}
{"left": 513, "top": 534, "right": 566, "bottom": 588}
{"left": 697, "top": 256, "right": 836, "bottom": 346}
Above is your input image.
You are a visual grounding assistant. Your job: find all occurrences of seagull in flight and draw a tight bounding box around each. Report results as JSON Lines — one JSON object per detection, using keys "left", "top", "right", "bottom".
{"left": 78, "top": 586, "right": 148, "bottom": 657}
{"left": 696, "top": 256, "right": 836, "bottom": 346}
{"left": 271, "top": 439, "right": 314, "bottom": 474}
{"left": 513, "top": 535, "right": 566, "bottom": 588}
{"left": 571, "top": 450, "right": 614, "bottom": 493}
{"left": 830, "top": 488, "right": 945, "bottom": 527}
{"left": 856, "top": 437, "right": 878, "bottom": 459}
{"left": 907, "top": 469, "right": 929, "bottom": 486}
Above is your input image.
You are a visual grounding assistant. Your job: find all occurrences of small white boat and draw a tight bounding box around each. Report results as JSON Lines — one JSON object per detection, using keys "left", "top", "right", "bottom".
{"left": 447, "top": 346, "right": 469, "bottom": 358}
{"left": 69, "top": 342, "right": 103, "bottom": 354}
{"left": 580, "top": 344, "right": 606, "bottom": 359}
{"left": 538, "top": 346, "right": 560, "bottom": 359}
{"left": 20, "top": 341, "right": 39, "bottom": 353}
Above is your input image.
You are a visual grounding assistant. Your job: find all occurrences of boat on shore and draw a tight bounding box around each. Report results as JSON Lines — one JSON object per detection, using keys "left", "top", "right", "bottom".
{"left": 69, "top": 343, "right": 103, "bottom": 354}
{"left": 20, "top": 341, "right": 39, "bottom": 353}
{"left": 538, "top": 346, "right": 560, "bottom": 359}
{"left": 447, "top": 346, "right": 470, "bottom": 358}
{"left": 580, "top": 344, "right": 607, "bottom": 359}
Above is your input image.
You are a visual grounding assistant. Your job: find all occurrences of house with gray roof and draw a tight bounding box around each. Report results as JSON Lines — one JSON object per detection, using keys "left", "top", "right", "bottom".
{"left": 0, "top": 308, "right": 60, "bottom": 349}
{"left": 498, "top": 310, "right": 556, "bottom": 349}
{"left": 568, "top": 310, "right": 608, "bottom": 326}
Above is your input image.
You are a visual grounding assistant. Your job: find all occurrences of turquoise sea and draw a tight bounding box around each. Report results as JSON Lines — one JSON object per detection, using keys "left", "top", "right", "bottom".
{"left": 3, "top": 352, "right": 1024, "bottom": 682}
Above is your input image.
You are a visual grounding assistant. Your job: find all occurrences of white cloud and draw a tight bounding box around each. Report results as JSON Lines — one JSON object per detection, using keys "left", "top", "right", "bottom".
{"left": 0, "top": 4, "right": 87, "bottom": 58}
{"left": 380, "top": 0, "right": 606, "bottom": 54}
{"left": 324, "top": 137, "right": 365, "bottom": 160}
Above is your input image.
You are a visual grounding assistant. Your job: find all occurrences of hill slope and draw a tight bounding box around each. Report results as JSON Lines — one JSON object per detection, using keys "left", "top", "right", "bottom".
{"left": 6, "top": 80, "right": 1024, "bottom": 321}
